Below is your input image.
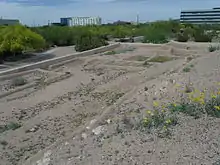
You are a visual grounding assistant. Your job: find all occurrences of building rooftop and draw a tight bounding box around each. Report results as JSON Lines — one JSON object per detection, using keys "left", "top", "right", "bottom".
{"left": 181, "top": 8, "right": 220, "bottom": 13}
{"left": 0, "top": 19, "right": 19, "bottom": 25}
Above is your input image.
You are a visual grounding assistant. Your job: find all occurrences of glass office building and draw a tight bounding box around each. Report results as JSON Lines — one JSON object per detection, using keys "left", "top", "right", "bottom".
{"left": 0, "top": 19, "right": 19, "bottom": 25}
{"left": 60, "top": 17, "right": 102, "bottom": 26}
{"left": 180, "top": 7, "right": 220, "bottom": 24}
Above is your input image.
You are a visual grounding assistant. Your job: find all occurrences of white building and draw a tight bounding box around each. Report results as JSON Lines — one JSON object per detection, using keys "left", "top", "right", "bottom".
{"left": 60, "top": 16, "right": 102, "bottom": 26}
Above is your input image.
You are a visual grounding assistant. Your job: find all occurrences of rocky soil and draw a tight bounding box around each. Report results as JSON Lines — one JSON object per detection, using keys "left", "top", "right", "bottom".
{"left": 0, "top": 42, "right": 220, "bottom": 165}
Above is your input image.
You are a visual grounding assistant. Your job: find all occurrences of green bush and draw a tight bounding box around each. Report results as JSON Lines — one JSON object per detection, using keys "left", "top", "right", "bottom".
{"left": 75, "top": 31, "right": 108, "bottom": 52}
{"left": 193, "top": 29, "right": 212, "bottom": 42}
{"left": 0, "top": 25, "right": 46, "bottom": 59}
{"left": 143, "top": 31, "right": 168, "bottom": 44}
{"left": 11, "top": 77, "right": 27, "bottom": 87}
{"left": 176, "top": 32, "right": 189, "bottom": 42}
{"left": 32, "top": 26, "right": 76, "bottom": 46}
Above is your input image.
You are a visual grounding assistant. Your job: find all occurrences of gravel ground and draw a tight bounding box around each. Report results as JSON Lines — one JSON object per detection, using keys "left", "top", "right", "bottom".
{"left": 0, "top": 42, "right": 220, "bottom": 165}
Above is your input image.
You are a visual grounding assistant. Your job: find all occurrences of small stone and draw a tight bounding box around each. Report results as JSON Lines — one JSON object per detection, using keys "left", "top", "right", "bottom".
{"left": 92, "top": 126, "right": 105, "bottom": 135}
{"left": 106, "top": 119, "right": 111, "bottom": 124}
{"left": 144, "top": 87, "right": 148, "bottom": 91}
{"left": 81, "top": 133, "right": 87, "bottom": 139}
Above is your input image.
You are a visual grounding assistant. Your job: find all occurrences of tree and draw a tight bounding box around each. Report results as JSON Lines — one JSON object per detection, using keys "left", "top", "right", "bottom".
{"left": 0, "top": 25, "right": 46, "bottom": 58}
{"left": 75, "top": 31, "right": 108, "bottom": 52}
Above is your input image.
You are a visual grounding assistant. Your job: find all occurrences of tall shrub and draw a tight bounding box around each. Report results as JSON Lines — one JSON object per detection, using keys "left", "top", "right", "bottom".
{"left": 75, "top": 31, "right": 108, "bottom": 52}
{"left": 0, "top": 25, "right": 46, "bottom": 58}
{"left": 143, "top": 27, "right": 168, "bottom": 44}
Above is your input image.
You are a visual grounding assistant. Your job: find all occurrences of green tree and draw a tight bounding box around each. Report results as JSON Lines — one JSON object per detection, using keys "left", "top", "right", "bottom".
{"left": 0, "top": 25, "right": 46, "bottom": 58}
{"left": 75, "top": 31, "right": 108, "bottom": 52}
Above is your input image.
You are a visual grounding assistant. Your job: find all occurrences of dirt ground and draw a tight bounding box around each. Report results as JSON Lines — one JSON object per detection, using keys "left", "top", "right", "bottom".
{"left": 0, "top": 41, "right": 220, "bottom": 165}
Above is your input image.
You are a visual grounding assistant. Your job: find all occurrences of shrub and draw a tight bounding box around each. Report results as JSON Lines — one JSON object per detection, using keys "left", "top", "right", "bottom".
{"left": 176, "top": 32, "right": 189, "bottom": 42}
{"left": 193, "top": 30, "right": 212, "bottom": 42}
{"left": 0, "top": 140, "right": 8, "bottom": 146}
{"left": 0, "top": 25, "right": 46, "bottom": 59}
{"left": 75, "top": 31, "right": 108, "bottom": 52}
{"left": 140, "top": 101, "right": 178, "bottom": 137}
{"left": 0, "top": 122, "right": 21, "bottom": 134}
{"left": 183, "top": 67, "right": 191, "bottom": 72}
{"left": 104, "top": 50, "right": 116, "bottom": 55}
{"left": 148, "top": 56, "right": 173, "bottom": 63}
{"left": 32, "top": 26, "right": 76, "bottom": 46}
{"left": 11, "top": 77, "right": 27, "bottom": 87}
{"left": 168, "top": 89, "right": 220, "bottom": 119}
{"left": 143, "top": 30, "right": 168, "bottom": 44}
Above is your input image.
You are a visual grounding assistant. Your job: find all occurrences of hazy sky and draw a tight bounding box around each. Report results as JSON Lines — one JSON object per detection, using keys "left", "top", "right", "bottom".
{"left": 0, "top": 0, "right": 220, "bottom": 25}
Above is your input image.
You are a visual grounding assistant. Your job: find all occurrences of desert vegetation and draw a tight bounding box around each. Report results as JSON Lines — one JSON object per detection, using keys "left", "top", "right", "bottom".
{"left": 0, "top": 20, "right": 219, "bottom": 63}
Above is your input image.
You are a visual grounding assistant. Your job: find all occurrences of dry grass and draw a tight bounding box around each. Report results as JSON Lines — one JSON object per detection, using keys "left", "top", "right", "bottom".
{"left": 148, "top": 56, "right": 173, "bottom": 63}
{"left": 127, "top": 55, "right": 149, "bottom": 61}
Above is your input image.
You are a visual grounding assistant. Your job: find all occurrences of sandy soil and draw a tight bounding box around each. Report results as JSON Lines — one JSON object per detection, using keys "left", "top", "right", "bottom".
{"left": 0, "top": 41, "right": 220, "bottom": 165}
{"left": 0, "top": 46, "right": 76, "bottom": 72}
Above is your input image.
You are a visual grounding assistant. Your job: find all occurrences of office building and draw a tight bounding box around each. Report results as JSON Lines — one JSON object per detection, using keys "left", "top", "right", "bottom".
{"left": 60, "top": 16, "right": 102, "bottom": 26}
{"left": 0, "top": 18, "right": 20, "bottom": 25}
{"left": 180, "top": 7, "right": 220, "bottom": 24}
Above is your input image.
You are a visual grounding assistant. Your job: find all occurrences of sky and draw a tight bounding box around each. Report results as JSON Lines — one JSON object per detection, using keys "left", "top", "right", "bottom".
{"left": 0, "top": 0, "right": 220, "bottom": 26}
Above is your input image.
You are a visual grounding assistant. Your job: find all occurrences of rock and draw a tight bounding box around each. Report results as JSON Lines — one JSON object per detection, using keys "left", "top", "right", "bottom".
{"left": 86, "top": 119, "right": 97, "bottom": 130}
{"left": 64, "top": 142, "right": 69, "bottom": 146}
{"left": 92, "top": 126, "right": 105, "bottom": 135}
{"left": 106, "top": 119, "right": 111, "bottom": 124}
{"left": 81, "top": 133, "right": 87, "bottom": 139}
{"left": 144, "top": 87, "right": 148, "bottom": 91}
{"left": 26, "top": 125, "right": 39, "bottom": 133}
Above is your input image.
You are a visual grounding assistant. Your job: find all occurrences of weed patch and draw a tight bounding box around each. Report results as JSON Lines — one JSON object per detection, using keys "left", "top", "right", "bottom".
{"left": 104, "top": 50, "right": 116, "bottom": 55}
{"left": 168, "top": 89, "right": 220, "bottom": 118}
{"left": 183, "top": 67, "right": 191, "bottom": 72}
{"left": 148, "top": 56, "right": 173, "bottom": 63}
{"left": 106, "top": 92, "right": 124, "bottom": 106}
{"left": 0, "top": 140, "right": 8, "bottom": 146}
{"left": 104, "top": 47, "right": 135, "bottom": 55}
{"left": 11, "top": 77, "right": 27, "bottom": 87}
{"left": 183, "top": 64, "right": 194, "bottom": 72}
{"left": 127, "top": 55, "right": 149, "bottom": 61}
{"left": 0, "top": 122, "right": 21, "bottom": 134}
{"left": 140, "top": 101, "right": 178, "bottom": 137}
{"left": 140, "top": 86, "right": 220, "bottom": 138}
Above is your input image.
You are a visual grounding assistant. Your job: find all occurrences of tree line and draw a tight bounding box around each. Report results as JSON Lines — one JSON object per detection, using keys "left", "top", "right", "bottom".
{"left": 0, "top": 20, "right": 218, "bottom": 62}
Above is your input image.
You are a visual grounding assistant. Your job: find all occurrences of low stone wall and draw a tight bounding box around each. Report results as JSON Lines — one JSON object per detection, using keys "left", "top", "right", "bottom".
{"left": 0, "top": 43, "right": 120, "bottom": 76}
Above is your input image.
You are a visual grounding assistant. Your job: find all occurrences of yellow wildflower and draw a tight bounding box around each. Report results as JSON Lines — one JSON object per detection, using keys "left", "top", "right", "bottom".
{"left": 214, "top": 106, "right": 220, "bottom": 110}
{"left": 211, "top": 94, "right": 217, "bottom": 99}
{"left": 146, "top": 110, "right": 152, "bottom": 114}
{"left": 162, "top": 105, "right": 166, "bottom": 109}
{"left": 173, "top": 103, "right": 177, "bottom": 107}
{"left": 200, "top": 92, "right": 205, "bottom": 97}
{"left": 153, "top": 101, "right": 159, "bottom": 107}
{"left": 165, "top": 119, "right": 172, "bottom": 124}
{"left": 143, "top": 117, "right": 149, "bottom": 125}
